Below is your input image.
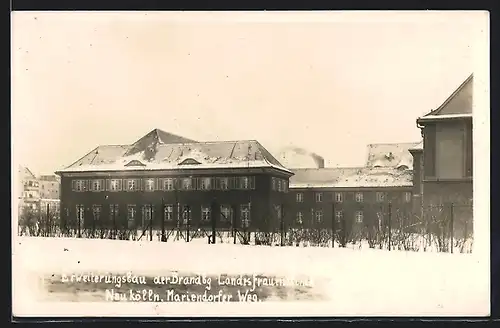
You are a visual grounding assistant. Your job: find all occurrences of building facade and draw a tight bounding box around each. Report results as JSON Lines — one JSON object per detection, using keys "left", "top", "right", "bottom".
{"left": 38, "top": 175, "right": 61, "bottom": 200}
{"left": 18, "top": 166, "right": 40, "bottom": 212}
{"left": 416, "top": 74, "right": 473, "bottom": 208}
{"left": 286, "top": 166, "right": 414, "bottom": 244}
{"left": 55, "top": 129, "right": 292, "bottom": 242}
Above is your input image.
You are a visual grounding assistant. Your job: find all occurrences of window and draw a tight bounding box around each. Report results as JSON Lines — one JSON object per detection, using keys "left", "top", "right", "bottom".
{"left": 315, "top": 209, "right": 323, "bottom": 223}
{"left": 277, "top": 179, "right": 282, "bottom": 192}
{"left": 376, "top": 192, "right": 385, "bottom": 202}
{"left": 164, "top": 205, "right": 174, "bottom": 221}
{"left": 296, "top": 211, "right": 303, "bottom": 224}
{"left": 335, "top": 210, "right": 343, "bottom": 222}
{"left": 74, "top": 180, "right": 86, "bottom": 192}
{"left": 275, "top": 204, "right": 282, "bottom": 219}
{"left": 404, "top": 192, "right": 412, "bottom": 203}
{"left": 199, "top": 177, "right": 212, "bottom": 191}
{"left": 217, "top": 177, "right": 229, "bottom": 190}
{"left": 240, "top": 204, "right": 251, "bottom": 228}
{"left": 355, "top": 211, "right": 364, "bottom": 223}
{"left": 181, "top": 178, "right": 193, "bottom": 190}
{"left": 240, "top": 177, "right": 250, "bottom": 189}
{"left": 91, "top": 179, "right": 104, "bottom": 192}
{"left": 144, "top": 178, "right": 155, "bottom": 191}
{"left": 109, "top": 179, "right": 122, "bottom": 191}
{"left": 283, "top": 180, "right": 288, "bottom": 193}
{"left": 296, "top": 193, "right": 304, "bottom": 202}
{"left": 335, "top": 192, "right": 343, "bottom": 203}
{"left": 220, "top": 205, "right": 233, "bottom": 223}
{"left": 92, "top": 205, "right": 102, "bottom": 222}
{"left": 163, "top": 178, "right": 175, "bottom": 191}
{"left": 376, "top": 212, "right": 383, "bottom": 229}
{"left": 109, "top": 204, "right": 119, "bottom": 221}
{"left": 126, "top": 179, "right": 139, "bottom": 191}
{"left": 315, "top": 192, "right": 323, "bottom": 203}
{"left": 201, "top": 206, "right": 211, "bottom": 222}
{"left": 127, "top": 205, "right": 136, "bottom": 229}
{"left": 142, "top": 205, "right": 154, "bottom": 227}
{"left": 271, "top": 177, "right": 276, "bottom": 191}
{"left": 76, "top": 205, "right": 85, "bottom": 228}
{"left": 355, "top": 192, "right": 364, "bottom": 203}
{"left": 182, "top": 206, "right": 191, "bottom": 224}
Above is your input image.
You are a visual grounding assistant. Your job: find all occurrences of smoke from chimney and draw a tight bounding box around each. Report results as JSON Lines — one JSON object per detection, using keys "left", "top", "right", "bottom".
{"left": 279, "top": 146, "right": 325, "bottom": 169}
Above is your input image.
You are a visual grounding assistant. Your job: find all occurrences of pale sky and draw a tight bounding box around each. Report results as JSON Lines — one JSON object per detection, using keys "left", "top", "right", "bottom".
{"left": 11, "top": 11, "right": 486, "bottom": 176}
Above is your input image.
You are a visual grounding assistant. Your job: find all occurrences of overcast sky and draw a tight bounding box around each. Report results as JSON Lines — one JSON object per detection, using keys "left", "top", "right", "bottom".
{"left": 11, "top": 11, "right": 486, "bottom": 175}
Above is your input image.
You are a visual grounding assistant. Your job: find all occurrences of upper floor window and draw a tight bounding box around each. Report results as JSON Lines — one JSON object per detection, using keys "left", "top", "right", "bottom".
{"left": 216, "top": 177, "right": 229, "bottom": 190}
{"left": 108, "top": 179, "right": 122, "bottom": 191}
{"left": 271, "top": 177, "right": 276, "bottom": 191}
{"left": 73, "top": 180, "right": 87, "bottom": 192}
{"left": 404, "top": 192, "right": 412, "bottom": 203}
{"left": 296, "top": 193, "right": 304, "bottom": 203}
{"left": 181, "top": 177, "right": 193, "bottom": 190}
{"left": 163, "top": 178, "right": 175, "bottom": 191}
{"left": 198, "top": 177, "right": 212, "bottom": 191}
{"left": 277, "top": 179, "right": 283, "bottom": 192}
{"left": 315, "top": 192, "right": 323, "bottom": 203}
{"left": 126, "top": 179, "right": 140, "bottom": 192}
{"left": 144, "top": 178, "right": 155, "bottom": 192}
{"left": 376, "top": 192, "right": 385, "bottom": 202}
{"left": 355, "top": 192, "right": 364, "bottom": 203}
{"left": 335, "top": 192, "right": 343, "bottom": 203}
{"left": 283, "top": 180, "right": 288, "bottom": 193}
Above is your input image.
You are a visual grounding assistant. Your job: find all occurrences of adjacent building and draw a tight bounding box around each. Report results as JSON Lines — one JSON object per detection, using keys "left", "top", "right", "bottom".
{"left": 55, "top": 129, "right": 293, "bottom": 241}
{"left": 415, "top": 73, "right": 473, "bottom": 208}
{"left": 285, "top": 143, "right": 416, "bottom": 244}
{"left": 18, "top": 166, "right": 40, "bottom": 212}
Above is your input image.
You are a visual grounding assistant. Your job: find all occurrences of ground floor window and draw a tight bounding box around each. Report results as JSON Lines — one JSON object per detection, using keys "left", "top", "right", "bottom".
{"left": 240, "top": 204, "right": 251, "bottom": 228}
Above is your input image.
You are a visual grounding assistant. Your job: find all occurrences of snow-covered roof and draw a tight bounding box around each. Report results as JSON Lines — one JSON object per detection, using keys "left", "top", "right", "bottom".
{"left": 418, "top": 113, "right": 472, "bottom": 122}
{"left": 57, "top": 137, "right": 291, "bottom": 175}
{"left": 365, "top": 142, "right": 419, "bottom": 169}
{"left": 409, "top": 140, "right": 423, "bottom": 152}
{"left": 18, "top": 166, "right": 36, "bottom": 180}
{"left": 290, "top": 167, "right": 413, "bottom": 189}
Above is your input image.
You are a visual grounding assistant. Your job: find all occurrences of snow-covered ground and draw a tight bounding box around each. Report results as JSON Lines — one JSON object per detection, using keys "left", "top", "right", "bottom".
{"left": 12, "top": 236, "right": 489, "bottom": 317}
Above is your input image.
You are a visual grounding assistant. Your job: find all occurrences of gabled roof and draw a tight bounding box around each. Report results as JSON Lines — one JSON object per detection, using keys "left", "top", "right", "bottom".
{"left": 57, "top": 139, "right": 290, "bottom": 174}
{"left": 125, "top": 128, "right": 198, "bottom": 157}
{"left": 418, "top": 74, "right": 473, "bottom": 122}
{"left": 290, "top": 167, "right": 413, "bottom": 188}
{"left": 365, "top": 142, "right": 420, "bottom": 169}
{"left": 19, "top": 166, "right": 36, "bottom": 180}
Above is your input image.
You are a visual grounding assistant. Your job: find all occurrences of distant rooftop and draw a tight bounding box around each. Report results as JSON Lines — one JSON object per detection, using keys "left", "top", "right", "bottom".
{"left": 365, "top": 142, "right": 420, "bottom": 169}
{"left": 290, "top": 166, "right": 413, "bottom": 189}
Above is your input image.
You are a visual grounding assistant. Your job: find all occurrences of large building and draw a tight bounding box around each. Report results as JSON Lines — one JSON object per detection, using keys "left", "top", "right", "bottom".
{"left": 285, "top": 143, "right": 416, "bottom": 245}
{"left": 415, "top": 73, "right": 473, "bottom": 208}
{"left": 55, "top": 129, "right": 293, "bottom": 242}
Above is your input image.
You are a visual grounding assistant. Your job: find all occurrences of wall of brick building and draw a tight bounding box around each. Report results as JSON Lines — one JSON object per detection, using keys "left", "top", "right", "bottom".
{"left": 60, "top": 170, "right": 291, "bottom": 232}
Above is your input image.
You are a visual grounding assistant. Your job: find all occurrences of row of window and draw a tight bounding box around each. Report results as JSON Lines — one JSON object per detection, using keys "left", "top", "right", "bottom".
{"left": 72, "top": 176, "right": 256, "bottom": 192}
{"left": 74, "top": 204, "right": 252, "bottom": 228}
{"left": 271, "top": 177, "right": 289, "bottom": 193}
{"left": 295, "top": 210, "right": 384, "bottom": 224}
{"left": 296, "top": 191, "right": 412, "bottom": 203}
